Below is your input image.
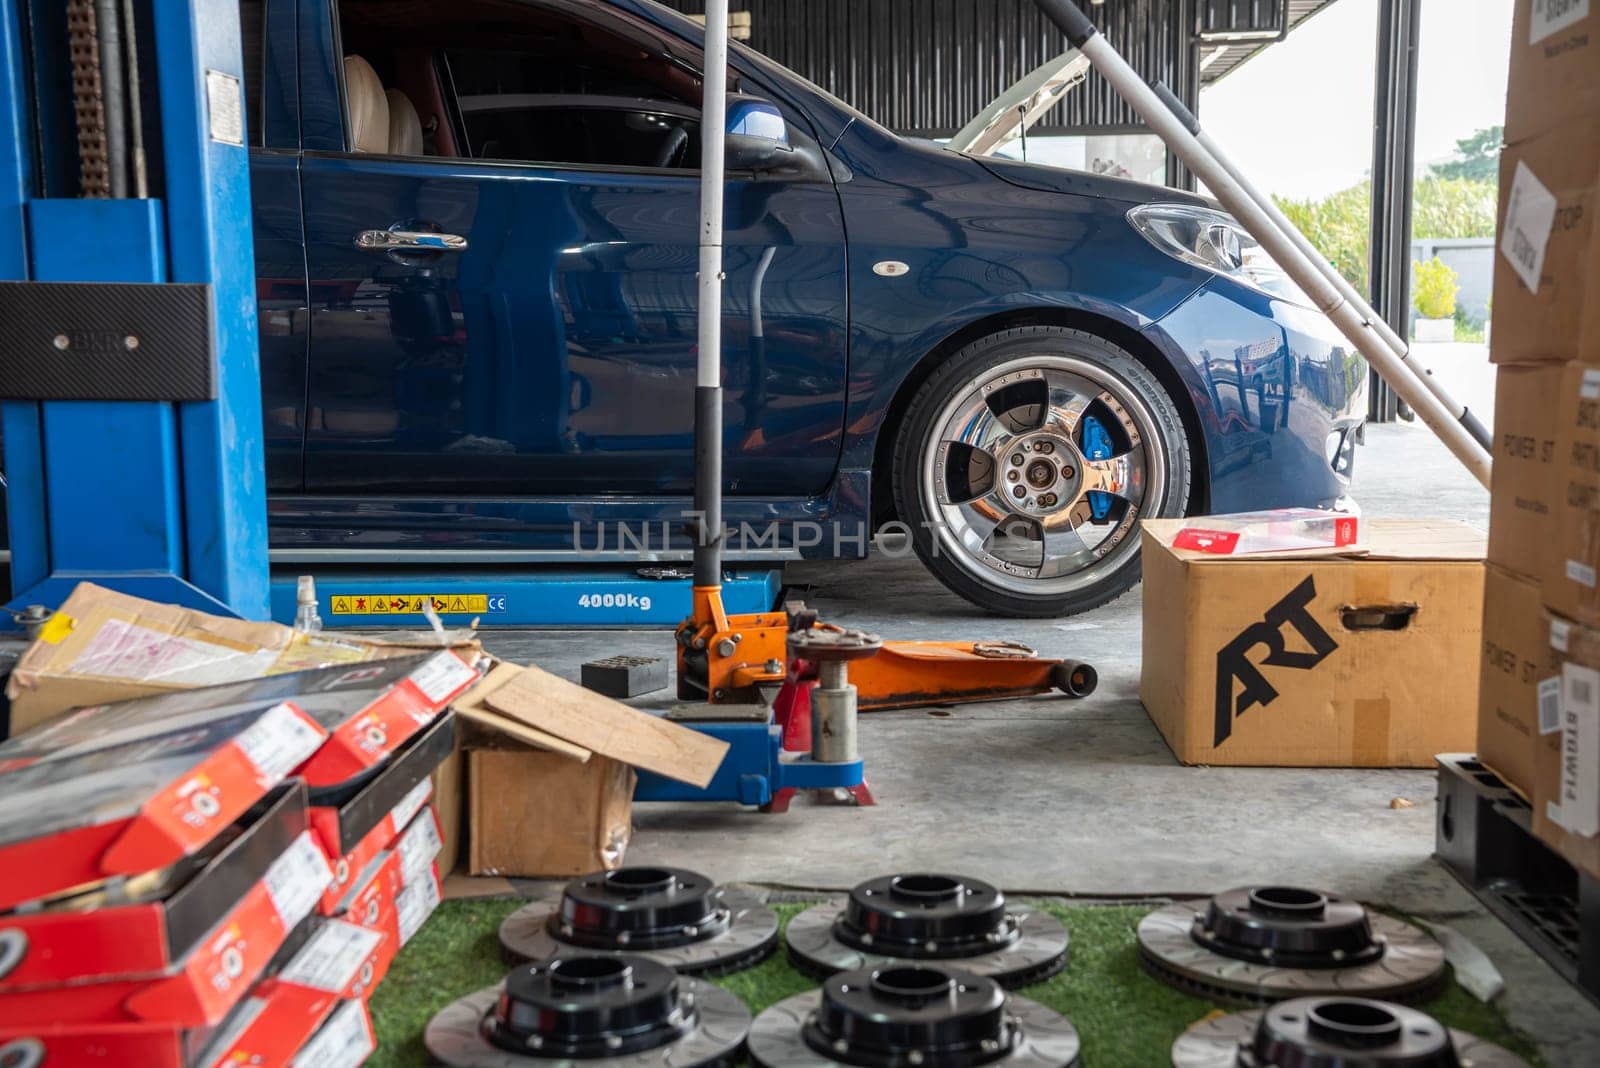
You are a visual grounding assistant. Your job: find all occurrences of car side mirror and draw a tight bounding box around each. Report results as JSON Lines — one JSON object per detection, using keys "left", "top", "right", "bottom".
{"left": 725, "top": 97, "right": 788, "bottom": 170}
{"left": 724, "top": 96, "right": 831, "bottom": 183}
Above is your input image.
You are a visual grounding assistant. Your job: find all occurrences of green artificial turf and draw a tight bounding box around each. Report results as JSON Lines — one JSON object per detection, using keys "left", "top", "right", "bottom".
{"left": 370, "top": 899, "right": 1542, "bottom": 1067}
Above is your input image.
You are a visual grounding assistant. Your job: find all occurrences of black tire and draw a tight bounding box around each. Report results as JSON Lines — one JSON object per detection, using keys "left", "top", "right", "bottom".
{"left": 891, "top": 325, "right": 1192, "bottom": 617}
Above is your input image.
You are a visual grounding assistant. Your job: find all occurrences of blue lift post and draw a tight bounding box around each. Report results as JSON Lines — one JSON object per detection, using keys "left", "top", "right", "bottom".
{"left": 0, "top": 0, "right": 269, "bottom": 622}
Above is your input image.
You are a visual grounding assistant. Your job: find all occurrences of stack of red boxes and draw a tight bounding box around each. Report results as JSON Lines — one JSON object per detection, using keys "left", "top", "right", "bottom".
{"left": 0, "top": 648, "right": 480, "bottom": 1066}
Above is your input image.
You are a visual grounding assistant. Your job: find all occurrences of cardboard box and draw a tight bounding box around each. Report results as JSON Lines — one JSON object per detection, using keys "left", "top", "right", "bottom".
{"left": 1533, "top": 611, "right": 1600, "bottom": 879}
{"left": 1477, "top": 565, "right": 1556, "bottom": 796}
{"left": 468, "top": 749, "right": 634, "bottom": 876}
{"left": 0, "top": 830, "right": 330, "bottom": 1027}
{"left": 1490, "top": 116, "right": 1600, "bottom": 366}
{"left": 1505, "top": 0, "right": 1600, "bottom": 145}
{"left": 1139, "top": 518, "right": 1485, "bottom": 767}
{"left": 1488, "top": 364, "right": 1563, "bottom": 582}
{"left": 4, "top": 581, "right": 479, "bottom": 737}
{"left": 1543, "top": 362, "right": 1600, "bottom": 623}
{"left": 0, "top": 653, "right": 468, "bottom": 909}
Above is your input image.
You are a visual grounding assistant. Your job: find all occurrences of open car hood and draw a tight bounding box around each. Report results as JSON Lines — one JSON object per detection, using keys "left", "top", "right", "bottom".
{"left": 945, "top": 50, "right": 1090, "bottom": 156}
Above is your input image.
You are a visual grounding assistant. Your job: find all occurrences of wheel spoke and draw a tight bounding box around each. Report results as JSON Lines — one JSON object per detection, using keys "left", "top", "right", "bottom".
{"left": 1036, "top": 515, "right": 1098, "bottom": 579}
{"left": 1038, "top": 368, "right": 1092, "bottom": 436}
{"left": 942, "top": 390, "right": 1017, "bottom": 454}
{"left": 1078, "top": 444, "right": 1146, "bottom": 503}
{"left": 949, "top": 490, "right": 1014, "bottom": 555}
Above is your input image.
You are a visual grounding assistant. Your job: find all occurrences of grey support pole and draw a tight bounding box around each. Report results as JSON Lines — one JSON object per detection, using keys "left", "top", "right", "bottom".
{"left": 693, "top": 0, "right": 730, "bottom": 588}
{"left": 1034, "top": 0, "right": 1492, "bottom": 489}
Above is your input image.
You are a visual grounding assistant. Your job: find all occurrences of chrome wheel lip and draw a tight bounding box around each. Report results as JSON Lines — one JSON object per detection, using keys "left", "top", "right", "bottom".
{"left": 920, "top": 353, "right": 1165, "bottom": 599}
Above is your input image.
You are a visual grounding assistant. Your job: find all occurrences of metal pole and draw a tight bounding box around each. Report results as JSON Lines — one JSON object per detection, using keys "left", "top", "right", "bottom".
{"left": 693, "top": 0, "right": 729, "bottom": 588}
{"left": 1368, "top": 0, "right": 1422, "bottom": 425}
{"left": 1033, "top": 0, "right": 1490, "bottom": 489}
{"left": 1148, "top": 82, "right": 1490, "bottom": 452}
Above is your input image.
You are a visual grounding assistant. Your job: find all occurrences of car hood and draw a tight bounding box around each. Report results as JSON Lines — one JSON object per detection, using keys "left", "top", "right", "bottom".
{"left": 973, "top": 154, "right": 1211, "bottom": 208}
{"left": 946, "top": 51, "right": 1091, "bottom": 156}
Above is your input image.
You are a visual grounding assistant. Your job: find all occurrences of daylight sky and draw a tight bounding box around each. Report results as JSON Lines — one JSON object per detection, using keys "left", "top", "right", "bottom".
{"left": 1199, "top": 0, "right": 1515, "bottom": 200}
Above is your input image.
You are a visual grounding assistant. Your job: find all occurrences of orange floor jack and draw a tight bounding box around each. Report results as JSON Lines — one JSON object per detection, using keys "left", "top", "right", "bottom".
{"left": 630, "top": 5, "right": 1095, "bottom": 811}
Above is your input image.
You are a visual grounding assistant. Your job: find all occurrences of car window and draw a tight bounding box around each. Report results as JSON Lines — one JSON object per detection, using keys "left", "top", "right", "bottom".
{"left": 334, "top": 0, "right": 710, "bottom": 171}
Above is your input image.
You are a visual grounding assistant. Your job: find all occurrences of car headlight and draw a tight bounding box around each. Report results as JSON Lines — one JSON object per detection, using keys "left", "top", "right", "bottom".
{"left": 1127, "top": 203, "right": 1309, "bottom": 305}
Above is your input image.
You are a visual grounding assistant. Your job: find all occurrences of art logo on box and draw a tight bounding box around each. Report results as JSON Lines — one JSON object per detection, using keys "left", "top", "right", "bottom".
{"left": 1213, "top": 576, "right": 1339, "bottom": 746}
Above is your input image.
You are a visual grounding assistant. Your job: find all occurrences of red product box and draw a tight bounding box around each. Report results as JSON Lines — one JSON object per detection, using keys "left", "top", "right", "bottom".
{"left": 335, "top": 808, "right": 443, "bottom": 945}
{"left": 0, "top": 831, "right": 331, "bottom": 1028}
{"left": 0, "top": 653, "right": 474, "bottom": 911}
{"left": 295, "top": 652, "right": 477, "bottom": 787}
{"left": 0, "top": 783, "right": 306, "bottom": 990}
{"left": 288, "top": 997, "right": 376, "bottom": 1068}
{"left": 310, "top": 713, "right": 456, "bottom": 913}
{"left": 196, "top": 919, "right": 394, "bottom": 1067}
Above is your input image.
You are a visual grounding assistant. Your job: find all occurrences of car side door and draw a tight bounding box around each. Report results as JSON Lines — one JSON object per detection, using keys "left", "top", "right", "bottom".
{"left": 294, "top": 0, "right": 849, "bottom": 500}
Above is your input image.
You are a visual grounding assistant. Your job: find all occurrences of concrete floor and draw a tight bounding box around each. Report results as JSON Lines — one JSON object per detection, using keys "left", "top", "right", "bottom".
{"left": 482, "top": 350, "right": 1596, "bottom": 1063}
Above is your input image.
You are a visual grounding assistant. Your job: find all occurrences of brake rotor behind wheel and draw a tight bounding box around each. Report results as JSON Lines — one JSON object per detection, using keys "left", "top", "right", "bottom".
{"left": 1170, "top": 998, "right": 1530, "bottom": 1068}
{"left": 785, "top": 873, "right": 1069, "bottom": 989}
{"left": 1137, "top": 887, "right": 1446, "bottom": 1004}
{"left": 499, "top": 866, "right": 779, "bottom": 976}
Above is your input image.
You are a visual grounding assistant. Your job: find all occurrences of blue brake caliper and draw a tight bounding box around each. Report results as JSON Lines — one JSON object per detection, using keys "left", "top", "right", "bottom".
{"left": 1080, "top": 415, "right": 1114, "bottom": 523}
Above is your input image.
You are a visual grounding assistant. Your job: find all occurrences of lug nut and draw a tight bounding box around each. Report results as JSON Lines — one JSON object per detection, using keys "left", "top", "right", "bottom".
{"left": 1009, "top": 454, "right": 1024, "bottom": 466}
{"left": 1036, "top": 441, "right": 1053, "bottom": 454}
{"left": 1011, "top": 485, "right": 1026, "bottom": 499}
{"left": 1006, "top": 470, "right": 1020, "bottom": 482}
{"left": 1040, "top": 493, "right": 1057, "bottom": 507}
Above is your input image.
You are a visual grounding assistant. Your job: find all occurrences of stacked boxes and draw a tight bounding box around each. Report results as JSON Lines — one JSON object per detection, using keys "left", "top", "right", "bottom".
{"left": 0, "top": 652, "right": 477, "bottom": 1066}
{"left": 1481, "top": 1, "right": 1600, "bottom": 880}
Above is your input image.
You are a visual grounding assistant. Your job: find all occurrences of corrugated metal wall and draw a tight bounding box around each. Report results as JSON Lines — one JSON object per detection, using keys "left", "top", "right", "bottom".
{"left": 659, "top": 0, "right": 1193, "bottom": 137}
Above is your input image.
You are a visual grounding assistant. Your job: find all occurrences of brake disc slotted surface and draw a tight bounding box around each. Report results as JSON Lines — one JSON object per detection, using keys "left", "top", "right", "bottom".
{"left": 1170, "top": 997, "right": 1530, "bottom": 1068}
{"left": 498, "top": 866, "right": 778, "bottom": 975}
{"left": 424, "top": 955, "right": 751, "bottom": 1068}
{"left": 748, "top": 963, "right": 1081, "bottom": 1068}
{"left": 1137, "top": 886, "right": 1446, "bottom": 1004}
{"left": 785, "top": 873, "right": 1069, "bottom": 988}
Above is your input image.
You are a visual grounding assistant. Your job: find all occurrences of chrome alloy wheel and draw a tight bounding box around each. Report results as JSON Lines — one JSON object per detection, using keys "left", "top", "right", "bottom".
{"left": 922, "top": 355, "right": 1164, "bottom": 598}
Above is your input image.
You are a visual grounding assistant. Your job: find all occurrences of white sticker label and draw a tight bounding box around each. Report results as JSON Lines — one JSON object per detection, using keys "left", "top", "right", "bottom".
{"left": 388, "top": 779, "right": 433, "bottom": 836}
{"left": 396, "top": 811, "right": 442, "bottom": 884}
{"left": 1582, "top": 369, "right": 1600, "bottom": 400}
{"left": 1557, "top": 663, "right": 1600, "bottom": 836}
{"left": 1552, "top": 617, "right": 1572, "bottom": 652}
{"left": 396, "top": 875, "right": 441, "bottom": 945}
{"left": 236, "top": 704, "right": 325, "bottom": 780}
{"left": 278, "top": 921, "right": 382, "bottom": 994}
{"left": 205, "top": 69, "right": 245, "bottom": 146}
{"left": 1501, "top": 160, "right": 1560, "bottom": 293}
{"left": 408, "top": 652, "right": 477, "bottom": 705}
{"left": 1531, "top": 0, "right": 1590, "bottom": 43}
{"left": 265, "top": 833, "right": 334, "bottom": 928}
{"left": 1540, "top": 675, "right": 1565, "bottom": 734}
{"left": 290, "top": 999, "right": 374, "bottom": 1068}
{"left": 1569, "top": 560, "right": 1599, "bottom": 588}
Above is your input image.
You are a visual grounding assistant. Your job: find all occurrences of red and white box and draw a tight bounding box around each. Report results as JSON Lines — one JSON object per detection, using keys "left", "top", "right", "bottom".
{"left": 335, "top": 808, "right": 443, "bottom": 947}
{"left": 1169, "top": 507, "right": 1360, "bottom": 556}
{"left": 0, "top": 831, "right": 330, "bottom": 1027}
{"left": 311, "top": 712, "right": 455, "bottom": 912}
{"left": 289, "top": 997, "right": 376, "bottom": 1068}
{"left": 0, "top": 652, "right": 474, "bottom": 910}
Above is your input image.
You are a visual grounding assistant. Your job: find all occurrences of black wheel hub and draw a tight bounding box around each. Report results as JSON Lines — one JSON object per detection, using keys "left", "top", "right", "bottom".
{"left": 549, "top": 867, "right": 732, "bottom": 951}
{"left": 1192, "top": 886, "right": 1385, "bottom": 969}
{"left": 803, "top": 966, "right": 1017, "bottom": 1068}
{"left": 1241, "top": 997, "right": 1457, "bottom": 1067}
{"left": 485, "top": 956, "right": 694, "bottom": 1058}
{"left": 834, "top": 874, "right": 1020, "bottom": 960}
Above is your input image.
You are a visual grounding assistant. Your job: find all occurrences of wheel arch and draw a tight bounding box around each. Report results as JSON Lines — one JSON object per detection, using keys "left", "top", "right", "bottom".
{"left": 869, "top": 307, "right": 1211, "bottom": 527}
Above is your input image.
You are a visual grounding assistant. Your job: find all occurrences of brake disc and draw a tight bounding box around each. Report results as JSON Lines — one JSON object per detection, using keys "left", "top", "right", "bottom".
{"left": 499, "top": 866, "right": 779, "bottom": 976}
{"left": 424, "top": 955, "right": 751, "bottom": 1068}
{"left": 748, "top": 964, "right": 1081, "bottom": 1068}
{"left": 786, "top": 873, "right": 1069, "bottom": 989}
{"left": 1170, "top": 997, "right": 1530, "bottom": 1067}
{"left": 1137, "top": 887, "right": 1445, "bottom": 1004}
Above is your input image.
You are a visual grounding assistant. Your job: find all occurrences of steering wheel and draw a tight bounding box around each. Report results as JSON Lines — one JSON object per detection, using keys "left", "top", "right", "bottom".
{"left": 653, "top": 124, "right": 690, "bottom": 169}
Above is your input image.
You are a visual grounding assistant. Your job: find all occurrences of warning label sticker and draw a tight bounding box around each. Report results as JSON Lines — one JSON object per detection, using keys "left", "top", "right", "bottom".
{"left": 329, "top": 594, "right": 503, "bottom": 615}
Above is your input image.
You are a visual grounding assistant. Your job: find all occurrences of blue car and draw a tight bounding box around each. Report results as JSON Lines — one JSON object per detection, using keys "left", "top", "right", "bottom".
{"left": 242, "top": 0, "right": 1366, "bottom": 616}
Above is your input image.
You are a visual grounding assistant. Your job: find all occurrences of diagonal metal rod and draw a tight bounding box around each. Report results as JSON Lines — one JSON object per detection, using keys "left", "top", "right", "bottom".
{"left": 1032, "top": 0, "right": 1491, "bottom": 489}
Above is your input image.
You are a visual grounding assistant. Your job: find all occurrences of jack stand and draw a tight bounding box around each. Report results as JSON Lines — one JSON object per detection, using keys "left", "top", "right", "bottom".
{"left": 764, "top": 629, "right": 879, "bottom": 814}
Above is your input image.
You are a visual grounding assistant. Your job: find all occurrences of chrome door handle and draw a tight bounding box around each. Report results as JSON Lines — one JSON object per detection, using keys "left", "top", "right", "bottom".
{"left": 354, "top": 229, "right": 468, "bottom": 253}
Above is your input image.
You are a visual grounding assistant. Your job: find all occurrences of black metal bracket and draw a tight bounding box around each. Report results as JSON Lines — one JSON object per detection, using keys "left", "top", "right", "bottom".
{"left": 0, "top": 280, "right": 215, "bottom": 401}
